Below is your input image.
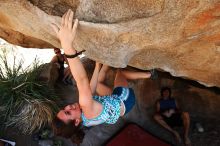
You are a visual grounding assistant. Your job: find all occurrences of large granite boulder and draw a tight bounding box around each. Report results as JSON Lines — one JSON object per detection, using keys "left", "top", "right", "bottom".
{"left": 55, "top": 58, "right": 220, "bottom": 145}
{"left": 0, "top": 0, "right": 220, "bottom": 88}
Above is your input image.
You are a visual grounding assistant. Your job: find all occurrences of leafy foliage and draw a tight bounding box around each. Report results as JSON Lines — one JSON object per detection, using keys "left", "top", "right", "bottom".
{"left": 0, "top": 48, "right": 58, "bottom": 134}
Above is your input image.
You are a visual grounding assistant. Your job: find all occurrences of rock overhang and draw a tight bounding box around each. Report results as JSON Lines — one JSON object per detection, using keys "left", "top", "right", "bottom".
{"left": 0, "top": 0, "right": 220, "bottom": 87}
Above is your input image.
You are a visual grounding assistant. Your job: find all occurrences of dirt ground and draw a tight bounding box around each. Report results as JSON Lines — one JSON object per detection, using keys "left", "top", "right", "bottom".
{"left": 189, "top": 117, "right": 220, "bottom": 146}
{"left": 1, "top": 68, "right": 220, "bottom": 146}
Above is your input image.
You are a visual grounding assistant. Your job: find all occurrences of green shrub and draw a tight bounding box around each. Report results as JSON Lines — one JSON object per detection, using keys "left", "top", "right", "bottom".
{"left": 0, "top": 48, "right": 58, "bottom": 134}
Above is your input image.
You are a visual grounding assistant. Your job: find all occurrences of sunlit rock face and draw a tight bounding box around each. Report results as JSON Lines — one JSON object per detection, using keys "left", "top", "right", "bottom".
{"left": 0, "top": 0, "right": 220, "bottom": 87}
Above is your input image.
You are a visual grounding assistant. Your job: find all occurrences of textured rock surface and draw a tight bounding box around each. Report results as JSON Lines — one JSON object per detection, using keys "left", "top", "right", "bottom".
{"left": 39, "top": 63, "right": 59, "bottom": 87}
{"left": 56, "top": 58, "right": 220, "bottom": 145}
{"left": 0, "top": 0, "right": 220, "bottom": 87}
{"left": 2, "top": 58, "right": 220, "bottom": 146}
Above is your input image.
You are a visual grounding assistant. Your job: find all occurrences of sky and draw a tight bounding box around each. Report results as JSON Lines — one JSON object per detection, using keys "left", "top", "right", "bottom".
{"left": 0, "top": 39, "right": 55, "bottom": 70}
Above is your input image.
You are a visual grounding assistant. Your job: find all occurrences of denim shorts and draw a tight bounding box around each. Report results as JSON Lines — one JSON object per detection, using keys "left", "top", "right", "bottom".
{"left": 162, "top": 113, "right": 183, "bottom": 128}
{"left": 112, "top": 87, "right": 136, "bottom": 115}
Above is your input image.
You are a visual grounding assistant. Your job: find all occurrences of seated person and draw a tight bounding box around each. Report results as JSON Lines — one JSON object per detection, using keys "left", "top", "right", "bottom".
{"left": 50, "top": 48, "right": 72, "bottom": 84}
{"left": 63, "top": 66, "right": 73, "bottom": 85}
{"left": 153, "top": 87, "right": 191, "bottom": 146}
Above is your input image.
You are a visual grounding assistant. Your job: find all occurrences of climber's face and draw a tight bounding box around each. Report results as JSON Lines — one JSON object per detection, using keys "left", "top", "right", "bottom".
{"left": 57, "top": 103, "right": 82, "bottom": 126}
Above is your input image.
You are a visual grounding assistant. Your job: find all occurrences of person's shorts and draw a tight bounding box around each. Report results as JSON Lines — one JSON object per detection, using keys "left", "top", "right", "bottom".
{"left": 162, "top": 113, "right": 183, "bottom": 128}
{"left": 112, "top": 87, "right": 135, "bottom": 115}
{"left": 58, "top": 68, "right": 65, "bottom": 79}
